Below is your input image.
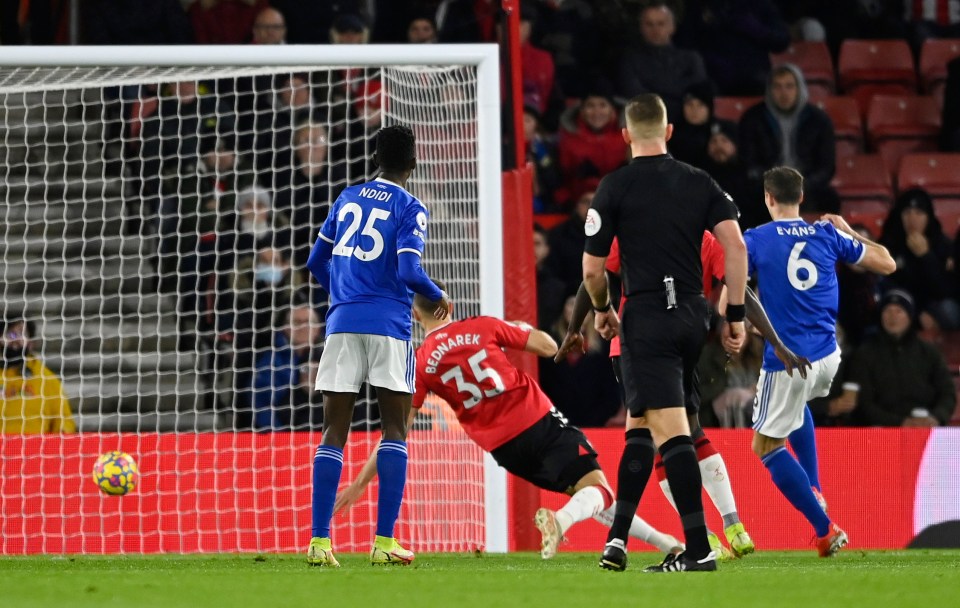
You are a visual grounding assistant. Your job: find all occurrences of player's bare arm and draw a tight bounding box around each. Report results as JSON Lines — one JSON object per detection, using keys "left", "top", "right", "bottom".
{"left": 583, "top": 252, "right": 620, "bottom": 340}
{"left": 334, "top": 408, "right": 419, "bottom": 514}
{"left": 555, "top": 278, "right": 609, "bottom": 361}
{"left": 719, "top": 285, "right": 811, "bottom": 378}
{"left": 524, "top": 327, "right": 559, "bottom": 358}
{"left": 820, "top": 213, "right": 897, "bottom": 275}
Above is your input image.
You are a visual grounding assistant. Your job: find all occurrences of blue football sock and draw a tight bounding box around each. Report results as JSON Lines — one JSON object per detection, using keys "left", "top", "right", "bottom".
{"left": 311, "top": 445, "right": 344, "bottom": 538}
{"left": 762, "top": 446, "right": 831, "bottom": 537}
{"left": 376, "top": 440, "right": 409, "bottom": 539}
{"left": 788, "top": 405, "right": 821, "bottom": 491}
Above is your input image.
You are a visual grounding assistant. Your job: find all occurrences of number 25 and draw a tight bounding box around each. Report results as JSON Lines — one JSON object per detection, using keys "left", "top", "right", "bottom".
{"left": 332, "top": 202, "right": 390, "bottom": 262}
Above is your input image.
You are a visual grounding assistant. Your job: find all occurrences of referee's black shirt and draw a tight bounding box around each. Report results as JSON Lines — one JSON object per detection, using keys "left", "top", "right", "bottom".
{"left": 583, "top": 154, "right": 739, "bottom": 297}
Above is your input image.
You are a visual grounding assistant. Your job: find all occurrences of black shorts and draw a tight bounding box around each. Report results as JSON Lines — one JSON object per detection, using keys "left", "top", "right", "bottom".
{"left": 489, "top": 409, "right": 600, "bottom": 493}
{"left": 619, "top": 294, "right": 709, "bottom": 417}
{"left": 611, "top": 356, "right": 701, "bottom": 416}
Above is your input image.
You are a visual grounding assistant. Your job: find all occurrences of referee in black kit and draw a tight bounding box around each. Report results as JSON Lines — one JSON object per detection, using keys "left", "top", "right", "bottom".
{"left": 582, "top": 93, "right": 748, "bottom": 572}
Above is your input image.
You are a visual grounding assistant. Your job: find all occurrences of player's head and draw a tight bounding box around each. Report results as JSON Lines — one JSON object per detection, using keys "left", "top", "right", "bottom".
{"left": 623, "top": 93, "right": 672, "bottom": 146}
{"left": 763, "top": 166, "right": 804, "bottom": 209}
{"left": 1, "top": 310, "right": 34, "bottom": 369}
{"left": 374, "top": 125, "right": 417, "bottom": 175}
{"left": 283, "top": 303, "right": 320, "bottom": 352}
{"left": 412, "top": 279, "right": 450, "bottom": 327}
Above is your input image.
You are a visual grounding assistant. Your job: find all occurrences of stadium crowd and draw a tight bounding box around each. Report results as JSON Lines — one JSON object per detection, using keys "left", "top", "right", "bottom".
{"left": 1, "top": 0, "right": 959, "bottom": 432}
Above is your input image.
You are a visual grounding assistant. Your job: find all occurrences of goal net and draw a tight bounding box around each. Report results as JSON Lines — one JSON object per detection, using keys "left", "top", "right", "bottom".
{"left": 0, "top": 45, "right": 505, "bottom": 554}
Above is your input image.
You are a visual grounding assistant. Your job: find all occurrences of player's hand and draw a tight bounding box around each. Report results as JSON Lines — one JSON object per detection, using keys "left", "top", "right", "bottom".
{"left": 333, "top": 483, "right": 364, "bottom": 515}
{"left": 594, "top": 309, "right": 620, "bottom": 340}
{"left": 906, "top": 232, "right": 930, "bottom": 257}
{"left": 773, "top": 342, "right": 811, "bottom": 379}
{"left": 721, "top": 321, "right": 746, "bottom": 354}
{"left": 432, "top": 291, "right": 451, "bottom": 320}
{"left": 820, "top": 213, "right": 855, "bottom": 236}
{"left": 555, "top": 330, "right": 585, "bottom": 362}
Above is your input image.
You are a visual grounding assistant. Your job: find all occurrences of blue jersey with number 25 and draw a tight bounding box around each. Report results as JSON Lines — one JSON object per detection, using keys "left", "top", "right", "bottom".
{"left": 744, "top": 218, "right": 865, "bottom": 371}
{"left": 318, "top": 177, "right": 429, "bottom": 341}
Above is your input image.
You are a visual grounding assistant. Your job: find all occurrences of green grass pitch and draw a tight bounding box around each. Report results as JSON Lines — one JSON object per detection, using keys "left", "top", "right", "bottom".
{"left": 3, "top": 550, "right": 959, "bottom": 608}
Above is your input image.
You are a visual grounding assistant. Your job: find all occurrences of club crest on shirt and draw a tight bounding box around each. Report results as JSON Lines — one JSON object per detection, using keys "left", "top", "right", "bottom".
{"left": 584, "top": 208, "right": 601, "bottom": 236}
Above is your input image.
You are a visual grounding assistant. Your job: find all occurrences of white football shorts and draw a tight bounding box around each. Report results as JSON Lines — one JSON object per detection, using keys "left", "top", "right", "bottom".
{"left": 752, "top": 348, "right": 841, "bottom": 438}
{"left": 316, "top": 333, "right": 415, "bottom": 394}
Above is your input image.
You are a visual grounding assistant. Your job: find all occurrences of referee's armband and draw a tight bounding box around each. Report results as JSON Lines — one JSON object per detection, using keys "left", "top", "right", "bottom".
{"left": 592, "top": 300, "right": 612, "bottom": 313}
{"left": 725, "top": 304, "right": 746, "bottom": 323}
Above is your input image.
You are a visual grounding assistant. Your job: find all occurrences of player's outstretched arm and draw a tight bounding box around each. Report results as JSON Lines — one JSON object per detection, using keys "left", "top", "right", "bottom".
{"left": 522, "top": 326, "right": 559, "bottom": 358}
{"left": 820, "top": 213, "right": 896, "bottom": 275}
{"left": 397, "top": 252, "right": 449, "bottom": 319}
{"left": 555, "top": 280, "right": 598, "bottom": 361}
{"left": 744, "top": 286, "right": 811, "bottom": 378}
{"left": 334, "top": 408, "right": 419, "bottom": 514}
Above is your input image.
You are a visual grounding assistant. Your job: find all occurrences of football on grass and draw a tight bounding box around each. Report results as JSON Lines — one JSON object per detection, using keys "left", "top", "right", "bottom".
{"left": 92, "top": 451, "right": 139, "bottom": 496}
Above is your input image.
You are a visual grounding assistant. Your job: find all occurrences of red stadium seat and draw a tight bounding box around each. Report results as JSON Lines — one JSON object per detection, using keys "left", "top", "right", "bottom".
{"left": 713, "top": 96, "right": 762, "bottom": 122}
{"left": 866, "top": 95, "right": 941, "bottom": 176}
{"left": 898, "top": 153, "right": 960, "bottom": 197}
{"left": 832, "top": 154, "right": 894, "bottom": 203}
{"left": 533, "top": 213, "right": 568, "bottom": 230}
{"left": 771, "top": 41, "right": 836, "bottom": 98}
{"left": 816, "top": 96, "right": 863, "bottom": 159}
{"left": 839, "top": 200, "right": 889, "bottom": 239}
{"left": 919, "top": 38, "right": 960, "bottom": 105}
{"left": 839, "top": 39, "right": 916, "bottom": 92}
{"left": 932, "top": 199, "right": 960, "bottom": 238}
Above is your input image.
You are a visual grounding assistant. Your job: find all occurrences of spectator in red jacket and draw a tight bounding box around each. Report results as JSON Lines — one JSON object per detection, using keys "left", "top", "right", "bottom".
{"left": 556, "top": 84, "right": 625, "bottom": 207}
{"left": 190, "top": 0, "right": 269, "bottom": 45}
{"left": 518, "top": 2, "right": 555, "bottom": 115}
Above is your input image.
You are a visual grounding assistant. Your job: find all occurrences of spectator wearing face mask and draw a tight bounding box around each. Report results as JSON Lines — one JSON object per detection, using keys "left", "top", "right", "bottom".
{"left": 1, "top": 312, "right": 77, "bottom": 434}
{"left": 229, "top": 246, "right": 309, "bottom": 423}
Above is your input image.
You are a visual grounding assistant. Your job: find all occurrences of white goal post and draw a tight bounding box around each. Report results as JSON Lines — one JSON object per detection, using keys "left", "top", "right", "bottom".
{"left": 0, "top": 45, "right": 508, "bottom": 554}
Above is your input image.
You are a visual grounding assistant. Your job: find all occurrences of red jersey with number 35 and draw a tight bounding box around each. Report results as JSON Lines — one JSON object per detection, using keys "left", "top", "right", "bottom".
{"left": 413, "top": 316, "right": 552, "bottom": 452}
{"left": 606, "top": 232, "right": 725, "bottom": 357}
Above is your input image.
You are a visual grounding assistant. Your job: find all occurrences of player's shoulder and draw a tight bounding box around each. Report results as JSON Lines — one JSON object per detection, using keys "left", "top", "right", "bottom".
{"left": 743, "top": 220, "right": 776, "bottom": 238}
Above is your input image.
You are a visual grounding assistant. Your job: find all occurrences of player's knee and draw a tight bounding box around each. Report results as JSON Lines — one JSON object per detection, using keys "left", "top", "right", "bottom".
{"left": 751, "top": 433, "right": 783, "bottom": 458}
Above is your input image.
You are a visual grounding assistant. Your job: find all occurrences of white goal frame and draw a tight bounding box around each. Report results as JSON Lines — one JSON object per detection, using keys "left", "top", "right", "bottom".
{"left": 0, "top": 44, "right": 508, "bottom": 553}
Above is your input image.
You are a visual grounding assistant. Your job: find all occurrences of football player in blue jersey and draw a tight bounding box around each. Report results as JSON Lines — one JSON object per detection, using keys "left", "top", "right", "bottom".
{"left": 304, "top": 125, "right": 450, "bottom": 567}
{"left": 735, "top": 167, "right": 895, "bottom": 557}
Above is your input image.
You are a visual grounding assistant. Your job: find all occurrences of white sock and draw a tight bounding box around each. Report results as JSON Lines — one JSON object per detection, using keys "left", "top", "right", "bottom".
{"left": 699, "top": 453, "right": 739, "bottom": 528}
{"left": 555, "top": 485, "right": 605, "bottom": 534}
{"left": 658, "top": 478, "right": 678, "bottom": 511}
{"left": 593, "top": 507, "right": 683, "bottom": 554}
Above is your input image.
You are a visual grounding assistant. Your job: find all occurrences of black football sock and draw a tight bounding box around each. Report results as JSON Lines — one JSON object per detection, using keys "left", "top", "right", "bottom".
{"left": 659, "top": 434, "right": 711, "bottom": 559}
{"left": 606, "top": 427, "right": 655, "bottom": 545}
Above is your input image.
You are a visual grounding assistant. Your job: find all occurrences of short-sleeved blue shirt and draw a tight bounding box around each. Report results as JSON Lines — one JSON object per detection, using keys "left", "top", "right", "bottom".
{"left": 318, "top": 177, "right": 429, "bottom": 340}
{"left": 744, "top": 219, "right": 865, "bottom": 370}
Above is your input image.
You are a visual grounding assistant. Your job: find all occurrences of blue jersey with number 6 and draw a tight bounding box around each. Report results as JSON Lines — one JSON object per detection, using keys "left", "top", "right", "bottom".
{"left": 744, "top": 218, "right": 865, "bottom": 371}
{"left": 318, "top": 177, "right": 429, "bottom": 340}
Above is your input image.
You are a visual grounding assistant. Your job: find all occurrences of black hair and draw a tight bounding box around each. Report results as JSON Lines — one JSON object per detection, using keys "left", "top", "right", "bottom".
{"left": 880, "top": 187, "right": 945, "bottom": 251}
{"left": 375, "top": 125, "right": 416, "bottom": 173}
{"left": 2, "top": 309, "right": 34, "bottom": 339}
{"left": 763, "top": 166, "right": 803, "bottom": 205}
{"left": 413, "top": 278, "right": 447, "bottom": 313}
